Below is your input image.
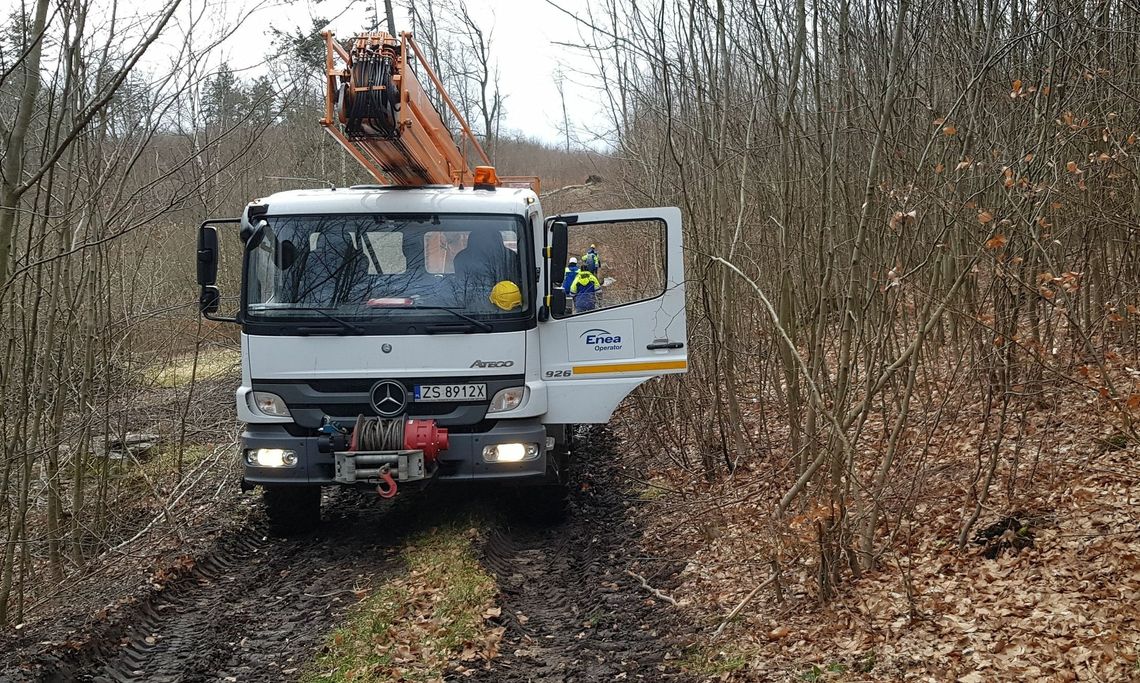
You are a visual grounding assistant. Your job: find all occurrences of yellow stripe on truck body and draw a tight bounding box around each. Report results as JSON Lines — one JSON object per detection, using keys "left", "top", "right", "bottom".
{"left": 572, "top": 360, "right": 688, "bottom": 375}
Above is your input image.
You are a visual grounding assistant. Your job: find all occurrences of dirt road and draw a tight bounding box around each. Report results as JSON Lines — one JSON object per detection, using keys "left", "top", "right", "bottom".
{"left": 472, "top": 428, "right": 692, "bottom": 682}
{"left": 7, "top": 428, "right": 693, "bottom": 682}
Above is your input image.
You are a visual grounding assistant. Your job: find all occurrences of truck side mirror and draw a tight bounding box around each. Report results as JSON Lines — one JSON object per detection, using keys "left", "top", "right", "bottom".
{"left": 550, "top": 288, "right": 567, "bottom": 317}
{"left": 549, "top": 221, "right": 568, "bottom": 288}
{"left": 197, "top": 225, "right": 219, "bottom": 286}
{"left": 196, "top": 218, "right": 241, "bottom": 323}
{"left": 199, "top": 285, "right": 221, "bottom": 315}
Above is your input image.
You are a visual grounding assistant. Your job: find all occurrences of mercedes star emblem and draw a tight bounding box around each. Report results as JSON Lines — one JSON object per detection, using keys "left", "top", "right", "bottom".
{"left": 382, "top": 343, "right": 392, "bottom": 353}
{"left": 370, "top": 380, "right": 408, "bottom": 418}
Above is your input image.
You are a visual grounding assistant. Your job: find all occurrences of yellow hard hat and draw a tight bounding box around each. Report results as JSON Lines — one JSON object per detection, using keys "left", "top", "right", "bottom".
{"left": 489, "top": 280, "right": 522, "bottom": 310}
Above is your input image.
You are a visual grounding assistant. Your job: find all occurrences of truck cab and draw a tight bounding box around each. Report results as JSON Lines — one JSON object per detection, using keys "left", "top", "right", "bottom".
{"left": 196, "top": 184, "right": 686, "bottom": 529}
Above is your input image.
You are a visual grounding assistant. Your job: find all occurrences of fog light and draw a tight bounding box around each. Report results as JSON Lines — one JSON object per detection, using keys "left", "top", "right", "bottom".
{"left": 245, "top": 448, "right": 297, "bottom": 467}
{"left": 482, "top": 442, "right": 540, "bottom": 463}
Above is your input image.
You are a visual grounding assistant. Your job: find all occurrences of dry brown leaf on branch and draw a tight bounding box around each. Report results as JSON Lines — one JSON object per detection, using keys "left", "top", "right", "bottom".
{"left": 978, "top": 210, "right": 994, "bottom": 224}
{"left": 888, "top": 210, "right": 916, "bottom": 231}
{"left": 943, "top": 124, "right": 958, "bottom": 136}
{"left": 985, "top": 234, "right": 1008, "bottom": 250}
{"left": 956, "top": 156, "right": 973, "bottom": 171}
{"left": 881, "top": 268, "right": 902, "bottom": 293}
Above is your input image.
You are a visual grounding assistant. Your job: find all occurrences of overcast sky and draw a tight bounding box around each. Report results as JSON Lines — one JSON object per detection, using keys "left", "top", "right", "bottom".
{"left": 153, "top": 0, "right": 610, "bottom": 146}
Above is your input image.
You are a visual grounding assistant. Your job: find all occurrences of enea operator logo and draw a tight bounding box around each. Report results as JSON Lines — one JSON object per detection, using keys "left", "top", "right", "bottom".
{"left": 581, "top": 328, "right": 623, "bottom": 352}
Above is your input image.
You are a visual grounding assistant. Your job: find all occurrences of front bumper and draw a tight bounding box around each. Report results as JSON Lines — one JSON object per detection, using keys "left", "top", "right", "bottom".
{"left": 241, "top": 419, "right": 550, "bottom": 486}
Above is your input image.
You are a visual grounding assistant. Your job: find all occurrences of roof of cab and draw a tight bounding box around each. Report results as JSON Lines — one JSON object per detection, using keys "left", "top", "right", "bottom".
{"left": 251, "top": 185, "right": 538, "bottom": 216}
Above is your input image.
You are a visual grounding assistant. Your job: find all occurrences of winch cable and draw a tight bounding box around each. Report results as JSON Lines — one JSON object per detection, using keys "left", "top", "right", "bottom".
{"left": 350, "top": 415, "right": 405, "bottom": 499}
{"left": 351, "top": 415, "right": 405, "bottom": 451}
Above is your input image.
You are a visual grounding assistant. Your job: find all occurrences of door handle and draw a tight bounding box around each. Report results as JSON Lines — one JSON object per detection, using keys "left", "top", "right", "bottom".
{"left": 646, "top": 340, "right": 684, "bottom": 350}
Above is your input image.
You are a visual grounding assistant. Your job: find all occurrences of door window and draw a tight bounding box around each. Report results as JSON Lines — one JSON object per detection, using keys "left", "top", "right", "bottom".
{"left": 556, "top": 218, "right": 666, "bottom": 317}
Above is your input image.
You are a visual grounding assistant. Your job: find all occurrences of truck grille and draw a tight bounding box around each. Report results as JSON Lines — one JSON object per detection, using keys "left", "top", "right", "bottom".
{"left": 252, "top": 375, "right": 524, "bottom": 428}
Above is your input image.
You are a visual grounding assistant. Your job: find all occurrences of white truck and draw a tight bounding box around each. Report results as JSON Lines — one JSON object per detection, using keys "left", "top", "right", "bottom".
{"left": 193, "top": 32, "right": 687, "bottom": 529}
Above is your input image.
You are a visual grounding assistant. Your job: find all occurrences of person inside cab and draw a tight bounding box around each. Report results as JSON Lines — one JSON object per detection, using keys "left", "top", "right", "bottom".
{"left": 569, "top": 267, "right": 601, "bottom": 312}
{"left": 582, "top": 244, "right": 601, "bottom": 275}
{"left": 452, "top": 229, "right": 519, "bottom": 310}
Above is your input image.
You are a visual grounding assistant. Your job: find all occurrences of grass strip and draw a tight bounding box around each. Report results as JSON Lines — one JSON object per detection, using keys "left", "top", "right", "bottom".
{"left": 303, "top": 520, "right": 501, "bottom": 682}
{"left": 141, "top": 348, "right": 240, "bottom": 388}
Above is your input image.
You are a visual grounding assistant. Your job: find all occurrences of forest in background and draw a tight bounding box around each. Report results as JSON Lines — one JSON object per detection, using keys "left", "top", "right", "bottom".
{"left": 576, "top": 0, "right": 1139, "bottom": 675}
{"left": 2, "top": 0, "right": 1139, "bottom": 678}
{"left": 0, "top": 0, "right": 600, "bottom": 627}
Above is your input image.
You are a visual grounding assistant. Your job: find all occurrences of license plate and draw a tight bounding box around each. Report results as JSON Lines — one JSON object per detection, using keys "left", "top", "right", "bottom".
{"left": 414, "top": 383, "right": 487, "bottom": 401}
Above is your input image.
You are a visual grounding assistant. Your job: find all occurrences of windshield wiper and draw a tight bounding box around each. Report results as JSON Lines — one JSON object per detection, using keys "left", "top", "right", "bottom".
{"left": 403, "top": 306, "right": 493, "bottom": 333}
{"left": 264, "top": 307, "right": 365, "bottom": 334}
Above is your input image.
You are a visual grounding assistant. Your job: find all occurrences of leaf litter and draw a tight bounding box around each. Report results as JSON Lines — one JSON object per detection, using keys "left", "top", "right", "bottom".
{"left": 615, "top": 355, "right": 1140, "bottom": 681}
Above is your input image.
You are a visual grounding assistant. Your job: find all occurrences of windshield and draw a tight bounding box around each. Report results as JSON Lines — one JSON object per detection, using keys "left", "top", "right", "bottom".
{"left": 244, "top": 213, "right": 530, "bottom": 326}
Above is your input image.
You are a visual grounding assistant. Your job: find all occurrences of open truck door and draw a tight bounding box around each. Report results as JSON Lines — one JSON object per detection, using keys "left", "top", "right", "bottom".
{"left": 539, "top": 207, "right": 687, "bottom": 424}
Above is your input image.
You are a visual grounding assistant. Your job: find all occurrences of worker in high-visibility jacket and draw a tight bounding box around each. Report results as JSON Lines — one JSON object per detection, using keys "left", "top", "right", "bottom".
{"left": 569, "top": 268, "right": 602, "bottom": 312}
{"left": 582, "top": 245, "right": 601, "bottom": 274}
{"left": 562, "top": 257, "right": 579, "bottom": 292}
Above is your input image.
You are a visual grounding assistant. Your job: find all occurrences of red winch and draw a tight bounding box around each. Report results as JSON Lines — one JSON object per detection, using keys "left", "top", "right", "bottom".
{"left": 349, "top": 415, "right": 448, "bottom": 462}
{"left": 403, "top": 418, "right": 449, "bottom": 461}
{"left": 345, "top": 416, "right": 448, "bottom": 499}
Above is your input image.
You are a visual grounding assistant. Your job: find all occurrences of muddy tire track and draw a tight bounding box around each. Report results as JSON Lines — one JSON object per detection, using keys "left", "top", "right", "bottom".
{"left": 469, "top": 427, "right": 694, "bottom": 682}
{"left": 7, "top": 427, "right": 695, "bottom": 683}
{"left": 11, "top": 491, "right": 409, "bottom": 683}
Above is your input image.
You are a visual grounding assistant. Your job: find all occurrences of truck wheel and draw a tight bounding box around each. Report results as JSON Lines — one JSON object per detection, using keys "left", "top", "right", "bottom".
{"left": 263, "top": 486, "right": 321, "bottom": 534}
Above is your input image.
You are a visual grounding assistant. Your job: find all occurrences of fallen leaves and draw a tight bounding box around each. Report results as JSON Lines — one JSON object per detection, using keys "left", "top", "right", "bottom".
{"left": 306, "top": 523, "right": 501, "bottom": 681}
{"left": 620, "top": 334, "right": 1140, "bottom": 682}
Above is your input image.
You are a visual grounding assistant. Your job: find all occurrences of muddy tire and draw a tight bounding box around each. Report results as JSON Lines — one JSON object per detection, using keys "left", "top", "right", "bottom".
{"left": 263, "top": 485, "right": 321, "bottom": 534}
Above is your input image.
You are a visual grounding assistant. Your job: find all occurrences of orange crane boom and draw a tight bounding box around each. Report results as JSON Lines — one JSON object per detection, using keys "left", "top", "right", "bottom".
{"left": 320, "top": 31, "right": 539, "bottom": 192}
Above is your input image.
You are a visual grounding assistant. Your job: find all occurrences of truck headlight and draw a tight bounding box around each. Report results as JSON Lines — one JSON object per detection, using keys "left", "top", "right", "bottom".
{"left": 487, "top": 387, "right": 526, "bottom": 414}
{"left": 245, "top": 448, "right": 297, "bottom": 467}
{"left": 482, "top": 443, "right": 540, "bottom": 463}
{"left": 252, "top": 391, "right": 291, "bottom": 417}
